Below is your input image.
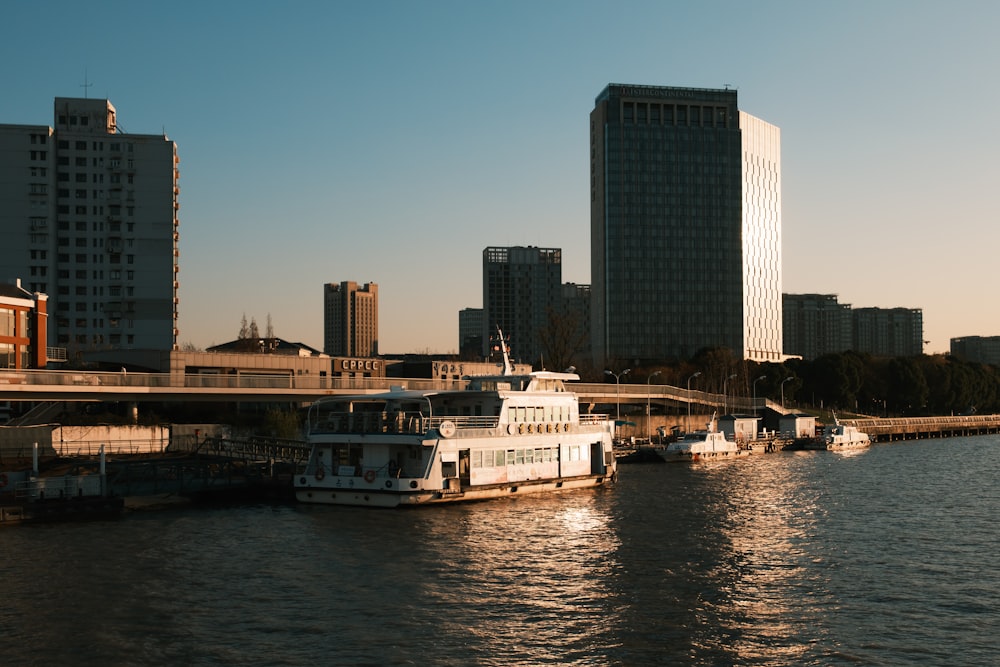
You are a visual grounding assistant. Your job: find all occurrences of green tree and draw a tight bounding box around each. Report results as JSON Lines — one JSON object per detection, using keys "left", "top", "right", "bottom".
{"left": 886, "top": 357, "right": 930, "bottom": 415}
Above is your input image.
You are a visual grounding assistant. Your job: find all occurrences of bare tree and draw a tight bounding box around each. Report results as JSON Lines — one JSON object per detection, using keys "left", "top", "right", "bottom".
{"left": 538, "top": 307, "right": 588, "bottom": 371}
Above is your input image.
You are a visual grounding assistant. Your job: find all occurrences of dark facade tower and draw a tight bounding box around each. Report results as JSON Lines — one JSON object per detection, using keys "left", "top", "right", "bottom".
{"left": 590, "top": 84, "right": 782, "bottom": 365}
{"left": 482, "top": 246, "right": 561, "bottom": 366}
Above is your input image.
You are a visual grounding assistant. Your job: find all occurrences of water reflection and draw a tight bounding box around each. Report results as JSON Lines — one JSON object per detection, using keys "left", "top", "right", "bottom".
{"left": 4, "top": 441, "right": 999, "bottom": 666}
{"left": 607, "top": 455, "right": 849, "bottom": 665}
{"left": 407, "top": 494, "right": 624, "bottom": 665}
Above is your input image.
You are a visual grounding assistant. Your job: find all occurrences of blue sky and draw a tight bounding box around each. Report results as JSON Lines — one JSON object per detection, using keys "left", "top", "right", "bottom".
{"left": 3, "top": 1, "right": 999, "bottom": 355}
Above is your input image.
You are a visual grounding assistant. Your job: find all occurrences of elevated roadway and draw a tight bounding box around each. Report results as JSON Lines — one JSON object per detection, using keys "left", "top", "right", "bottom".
{"left": 0, "top": 368, "right": 743, "bottom": 410}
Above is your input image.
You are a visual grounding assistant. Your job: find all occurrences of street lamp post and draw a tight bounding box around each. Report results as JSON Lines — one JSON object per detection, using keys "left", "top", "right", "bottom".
{"left": 647, "top": 371, "right": 661, "bottom": 442}
{"left": 686, "top": 371, "right": 701, "bottom": 432}
{"left": 752, "top": 375, "right": 766, "bottom": 412}
{"left": 723, "top": 373, "right": 737, "bottom": 415}
{"left": 604, "top": 368, "right": 631, "bottom": 424}
{"left": 781, "top": 376, "right": 793, "bottom": 409}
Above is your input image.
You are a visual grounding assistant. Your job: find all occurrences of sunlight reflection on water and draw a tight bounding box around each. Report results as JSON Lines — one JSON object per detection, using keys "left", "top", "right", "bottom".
{"left": 3, "top": 437, "right": 1000, "bottom": 665}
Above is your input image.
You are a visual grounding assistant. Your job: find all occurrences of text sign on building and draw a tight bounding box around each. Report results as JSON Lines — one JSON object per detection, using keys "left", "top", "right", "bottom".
{"left": 335, "top": 358, "right": 382, "bottom": 375}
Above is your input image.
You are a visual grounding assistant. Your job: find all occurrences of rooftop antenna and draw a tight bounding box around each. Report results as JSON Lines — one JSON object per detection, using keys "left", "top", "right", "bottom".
{"left": 81, "top": 70, "right": 93, "bottom": 98}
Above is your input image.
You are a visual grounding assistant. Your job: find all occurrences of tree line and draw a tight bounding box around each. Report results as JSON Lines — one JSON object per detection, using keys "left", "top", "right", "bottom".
{"left": 588, "top": 349, "right": 997, "bottom": 418}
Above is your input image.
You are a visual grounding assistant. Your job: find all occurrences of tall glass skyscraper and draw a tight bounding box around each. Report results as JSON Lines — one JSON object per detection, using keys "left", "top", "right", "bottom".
{"left": 590, "top": 84, "right": 782, "bottom": 365}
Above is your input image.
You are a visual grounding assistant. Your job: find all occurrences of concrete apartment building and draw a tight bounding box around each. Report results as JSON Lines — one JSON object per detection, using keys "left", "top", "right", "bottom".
{"left": 590, "top": 84, "right": 783, "bottom": 365}
{"left": 783, "top": 293, "right": 853, "bottom": 360}
{"left": 951, "top": 336, "right": 1000, "bottom": 365}
{"left": 0, "top": 97, "right": 180, "bottom": 354}
{"left": 853, "top": 307, "right": 923, "bottom": 357}
{"left": 323, "top": 281, "right": 378, "bottom": 357}
{"left": 783, "top": 293, "right": 924, "bottom": 358}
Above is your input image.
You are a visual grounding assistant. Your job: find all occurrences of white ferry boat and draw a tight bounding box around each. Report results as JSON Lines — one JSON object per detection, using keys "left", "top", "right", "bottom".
{"left": 658, "top": 414, "right": 748, "bottom": 462}
{"left": 803, "top": 414, "right": 871, "bottom": 451}
{"left": 294, "top": 334, "right": 617, "bottom": 507}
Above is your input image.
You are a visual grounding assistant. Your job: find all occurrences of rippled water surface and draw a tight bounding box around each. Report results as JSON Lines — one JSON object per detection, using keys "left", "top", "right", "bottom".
{"left": 3, "top": 436, "right": 999, "bottom": 665}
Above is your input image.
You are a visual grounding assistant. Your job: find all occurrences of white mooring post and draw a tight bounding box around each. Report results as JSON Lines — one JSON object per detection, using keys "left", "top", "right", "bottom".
{"left": 100, "top": 444, "right": 107, "bottom": 497}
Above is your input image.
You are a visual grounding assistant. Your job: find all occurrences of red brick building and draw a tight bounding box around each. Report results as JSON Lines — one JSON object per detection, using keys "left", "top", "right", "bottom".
{"left": 0, "top": 280, "right": 48, "bottom": 369}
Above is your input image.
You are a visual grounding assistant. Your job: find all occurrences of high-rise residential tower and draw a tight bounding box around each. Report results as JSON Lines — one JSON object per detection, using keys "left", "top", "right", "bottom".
{"left": 590, "top": 84, "right": 782, "bottom": 365}
{"left": 323, "top": 281, "right": 378, "bottom": 357}
{"left": 482, "top": 246, "right": 562, "bottom": 366}
{"left": 852, "top": 307, "right": 923, "bottom": 358}
{"left": 783, "top": 293, "right": 854, "bottom": 360}
{"left": 458, "top": 307, "right": 484, "bottom": 359}
{"left": 0, "top": 97, "right": 180, "bottom": 352}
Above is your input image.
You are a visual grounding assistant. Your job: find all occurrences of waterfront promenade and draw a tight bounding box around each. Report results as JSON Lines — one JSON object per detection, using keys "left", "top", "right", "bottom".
{"left": 3, "top": 368, "right": 1000, "bottom": 443}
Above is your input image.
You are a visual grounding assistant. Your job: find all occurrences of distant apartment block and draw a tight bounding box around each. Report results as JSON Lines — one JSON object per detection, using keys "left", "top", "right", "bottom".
{"left": 950, "top": 336, "right": 1000, "bottom": 365}
{"left": 557, "top": 282, "right": 592, "bottom": 367}
{"left": 0, "top": 97, "right": 180, "bottom": 353}
{"left": 783, "top": 294, "right": 923, "bottom": 358}
{"left": 783, "top": 294, "right": 853, "bottom": 359}
{"left": 482, "top": 246, "right": 562, "bottom": 365}
{"left": 323, "top": 281, "right": 378, "bottom": 357}
{"left": 0, "top": 280, "right": 49, "bottom": 369}
{"left": 458, "top": 307, "right": 483, "bottom": 359}
{"left": 853, "top": 307, "right": 923, "bottom": 357}
{"left": 590, "top": 84, "right": 782, "bottom": 365}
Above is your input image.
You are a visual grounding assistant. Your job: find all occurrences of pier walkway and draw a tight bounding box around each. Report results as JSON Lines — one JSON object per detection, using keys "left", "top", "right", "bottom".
{"left": 844, "top": 414, "right": 1000, "bottom": 441}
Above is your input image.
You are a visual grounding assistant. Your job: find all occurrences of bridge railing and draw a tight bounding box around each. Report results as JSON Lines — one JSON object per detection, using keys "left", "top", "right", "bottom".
{"left": 0, "top": 369, "right": 469, "bottom": 393}
{"left": 2, "top": 369, "right": 767, "bottom": 412}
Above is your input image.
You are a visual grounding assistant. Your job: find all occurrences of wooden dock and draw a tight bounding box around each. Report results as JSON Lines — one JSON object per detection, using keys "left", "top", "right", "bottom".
{"left": 844, "top": 414, "right": 1000, "bottom": 442}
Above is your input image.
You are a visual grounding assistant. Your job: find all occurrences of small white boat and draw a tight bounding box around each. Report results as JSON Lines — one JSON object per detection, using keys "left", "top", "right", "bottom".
{"left": 294, "top": 330, "right": 617, "bottom": 507}
{"left": 803, "top": 414, "right": 871, "bottom": 451}
{"left": 658, "top": 413, "right": 748, "bottom": 462}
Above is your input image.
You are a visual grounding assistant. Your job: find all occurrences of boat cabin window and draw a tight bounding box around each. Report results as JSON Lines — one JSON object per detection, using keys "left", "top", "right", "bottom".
{"left": 508, "top": 405, "right": 561, "bottom": 423}
{"left": 473, "top": 447, "right": 558, "bottom": 468}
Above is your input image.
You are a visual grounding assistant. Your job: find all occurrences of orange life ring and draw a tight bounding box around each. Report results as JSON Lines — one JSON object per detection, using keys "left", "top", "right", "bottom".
{"left": 364, "top": 469, "right": 376, "bottom": 483}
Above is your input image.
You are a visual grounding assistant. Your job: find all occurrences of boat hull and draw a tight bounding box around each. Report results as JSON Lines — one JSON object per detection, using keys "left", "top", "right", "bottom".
{"left": 294, "top": 473, "right": 614, "bottom": 507}
{"left": 802, "top": 441, "right": 870, "bottom": 451}
{"left": 659, "top": 449, "right": 750, "bottom": 463}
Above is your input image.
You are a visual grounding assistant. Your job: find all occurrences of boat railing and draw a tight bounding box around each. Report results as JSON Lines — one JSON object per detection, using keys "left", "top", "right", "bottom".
{"left": 579, "top": 414, "right": 611, "bottom": 425}
{"left": 425, "top": 415, "right": 500, "bottom": 430}
{"left": 310, "top": 409, "right": 612, "bottom": 435}
{"left": 310, "top": 410, "right": 501, "bottom": 435}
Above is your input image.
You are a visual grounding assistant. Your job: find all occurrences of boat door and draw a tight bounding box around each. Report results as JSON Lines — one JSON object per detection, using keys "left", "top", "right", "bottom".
{"left": 590, "top": 442, "right": 606, "bottom": 474}
{"left": 459, "top": 449, "right": 470, "bottom": 486}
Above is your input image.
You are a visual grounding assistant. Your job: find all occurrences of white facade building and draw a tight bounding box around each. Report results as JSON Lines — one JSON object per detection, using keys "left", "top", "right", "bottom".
{"left": 0, "top": 97, "right": 179, "bottom": 352}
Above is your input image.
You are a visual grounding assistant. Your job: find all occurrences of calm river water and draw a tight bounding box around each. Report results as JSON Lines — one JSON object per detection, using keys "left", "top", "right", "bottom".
{"left": 2, "top": 435, "right": 999, "bottom": 666}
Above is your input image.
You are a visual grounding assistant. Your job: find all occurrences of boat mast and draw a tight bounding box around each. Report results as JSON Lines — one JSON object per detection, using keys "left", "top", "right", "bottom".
{"left": 495, "top": 327, "right": 514, "bottom": 376}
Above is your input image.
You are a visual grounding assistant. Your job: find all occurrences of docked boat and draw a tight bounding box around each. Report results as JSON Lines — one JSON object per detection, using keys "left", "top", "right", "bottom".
{"left": 658, "top": 414, "right": 749, "bottom": 462}
{"left": 294, "top": 332, "right": 617, "bottom": 507}
{"left": 803, "top": 414, "right": 871, "bottom": 451}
